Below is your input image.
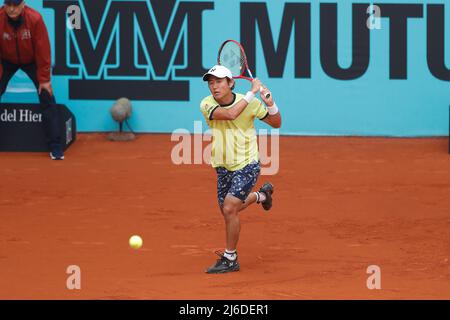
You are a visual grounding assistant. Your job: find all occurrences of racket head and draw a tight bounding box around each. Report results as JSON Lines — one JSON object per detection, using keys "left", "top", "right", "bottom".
{"left": 217, "top": 40, "right": 252, "bottom": 81}
{"left": 217, "top": 40, "right": 271, "bottom": 99}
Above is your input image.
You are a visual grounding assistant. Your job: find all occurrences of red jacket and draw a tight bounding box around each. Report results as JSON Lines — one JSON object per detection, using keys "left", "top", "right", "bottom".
{"left": 0, "top": 5, "right": 51, "bottom": 84}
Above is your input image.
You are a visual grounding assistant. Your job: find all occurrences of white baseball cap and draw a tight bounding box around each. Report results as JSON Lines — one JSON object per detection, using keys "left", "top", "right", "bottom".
{"left": 202, "top": 65, "right": 233, "bottom": 81}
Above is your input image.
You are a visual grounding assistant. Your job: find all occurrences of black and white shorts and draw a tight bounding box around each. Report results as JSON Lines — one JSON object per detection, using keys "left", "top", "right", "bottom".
{"left": 215, "top": 161, "right": 261, "bottom": 207}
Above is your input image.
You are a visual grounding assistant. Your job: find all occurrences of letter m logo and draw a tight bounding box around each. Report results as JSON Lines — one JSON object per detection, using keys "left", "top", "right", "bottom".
{"left": 44, "top": 0, "right": 213, "bottom": 100}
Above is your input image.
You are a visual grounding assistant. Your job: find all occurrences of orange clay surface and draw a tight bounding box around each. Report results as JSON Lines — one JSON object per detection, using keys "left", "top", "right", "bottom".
{"left": 0, "top": 134, "right": 449, "bottom": 299}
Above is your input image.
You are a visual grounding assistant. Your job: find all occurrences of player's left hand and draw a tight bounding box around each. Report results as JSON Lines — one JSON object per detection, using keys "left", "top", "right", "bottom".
{"left": 260, "top": 86, "right": 273, "bottom": 106}
{"left": 38, "top": 82, "right": 53, "bottom": 96}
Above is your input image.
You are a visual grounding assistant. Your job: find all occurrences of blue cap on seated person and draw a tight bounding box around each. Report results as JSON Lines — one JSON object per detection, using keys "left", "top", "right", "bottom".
{"left": 4, "top": 0, "right": 24, "bottom": 5}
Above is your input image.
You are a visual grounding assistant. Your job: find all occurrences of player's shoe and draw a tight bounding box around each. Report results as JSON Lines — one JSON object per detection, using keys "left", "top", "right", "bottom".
{"left": 259, "top": 182, "right": 274, "bottom": 211}
{"left": 50, "top": 144, "right": 65, "bottom": 160}
{"left": 205, "top": 251, "right": 240, "bottom": 274}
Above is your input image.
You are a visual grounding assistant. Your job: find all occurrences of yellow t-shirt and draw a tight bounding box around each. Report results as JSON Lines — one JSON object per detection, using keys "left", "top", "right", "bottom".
{"left": 200, "top": 93, "right": 269, "bottom": 171}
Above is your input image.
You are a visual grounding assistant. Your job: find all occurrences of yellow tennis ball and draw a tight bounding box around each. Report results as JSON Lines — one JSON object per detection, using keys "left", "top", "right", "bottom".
{"left": 129, "top": 235, "right": 143, "bottom": 249}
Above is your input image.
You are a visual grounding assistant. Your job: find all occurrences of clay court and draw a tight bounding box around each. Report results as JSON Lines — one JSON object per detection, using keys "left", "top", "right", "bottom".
{"left": 0, "top": 134, "right": 449, "bottom": 299}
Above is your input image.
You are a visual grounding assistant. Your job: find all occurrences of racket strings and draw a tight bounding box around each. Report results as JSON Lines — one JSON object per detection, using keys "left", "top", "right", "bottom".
{"left": 219, "top": 43, "right": 245, "bottom": 76}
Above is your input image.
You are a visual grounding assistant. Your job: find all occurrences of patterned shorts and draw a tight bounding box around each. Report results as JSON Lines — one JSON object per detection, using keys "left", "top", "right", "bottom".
{"left": 216, "top": 161, "right": 261, "bottom": 207}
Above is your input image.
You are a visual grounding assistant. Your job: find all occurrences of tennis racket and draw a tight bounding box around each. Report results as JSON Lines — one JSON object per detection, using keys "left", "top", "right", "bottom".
{"left": 217, "top": 39, "right": 270, "bottom": 99}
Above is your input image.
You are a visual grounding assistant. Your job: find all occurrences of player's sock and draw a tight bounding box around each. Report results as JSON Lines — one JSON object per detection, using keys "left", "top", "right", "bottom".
{"left": 254, "top": 191, "right": 266, "bottom": 204}
{"left": 224, "top": 249, "right": 237, "bottom": 261}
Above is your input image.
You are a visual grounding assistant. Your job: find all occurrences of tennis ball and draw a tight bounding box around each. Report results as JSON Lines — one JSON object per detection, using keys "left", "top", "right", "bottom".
{"left": 129, "top": 235, "right": 143, "bottom": 250}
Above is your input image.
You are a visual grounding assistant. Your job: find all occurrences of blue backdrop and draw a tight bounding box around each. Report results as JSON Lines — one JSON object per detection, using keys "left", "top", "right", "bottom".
{"left": 3, "top": 0, "right": 449, "bottom": 136}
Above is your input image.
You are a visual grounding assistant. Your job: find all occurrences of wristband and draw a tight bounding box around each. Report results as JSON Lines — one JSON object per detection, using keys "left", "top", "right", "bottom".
{"left": 267, "top": 102, "right": 279, "bottom": 115}
{"left": 243, "top": 91, "right": 255, "bottom": 104}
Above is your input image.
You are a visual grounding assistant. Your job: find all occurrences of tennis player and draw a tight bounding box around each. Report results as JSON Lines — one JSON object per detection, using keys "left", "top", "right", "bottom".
{"left": 200, "top": 65, "right": 281, "bottom": 274}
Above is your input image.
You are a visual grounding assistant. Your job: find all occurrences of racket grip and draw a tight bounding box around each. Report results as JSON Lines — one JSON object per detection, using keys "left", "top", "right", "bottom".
{"left": 259, "top": 87, "right": 271, "bottom": 99}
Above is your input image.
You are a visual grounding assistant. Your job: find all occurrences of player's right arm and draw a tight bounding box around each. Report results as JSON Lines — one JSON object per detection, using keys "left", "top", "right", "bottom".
{"left": 210, "top": 79, "right": 262, "bottom": 120}
{"left": 209, "top": 98, "right": 248, "bottom": 121}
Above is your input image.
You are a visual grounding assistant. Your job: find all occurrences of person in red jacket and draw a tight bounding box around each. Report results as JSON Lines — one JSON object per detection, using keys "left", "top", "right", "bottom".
{"left": 0, "top": 0, "right": 63, "bottom": 159}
